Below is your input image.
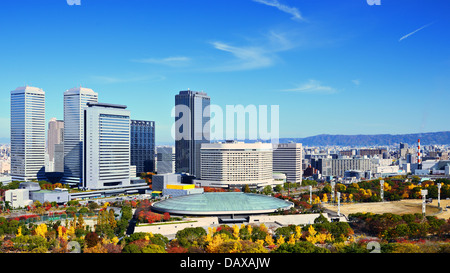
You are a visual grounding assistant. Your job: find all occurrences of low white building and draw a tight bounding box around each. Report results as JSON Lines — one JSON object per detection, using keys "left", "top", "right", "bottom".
{"left": 4, "top": 189, "right": 33, "bottom": 209}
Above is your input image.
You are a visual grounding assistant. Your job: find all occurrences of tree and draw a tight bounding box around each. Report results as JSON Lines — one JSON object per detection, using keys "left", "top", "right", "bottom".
{"left": 175, "top": 227, "right": 207, "bottom": 248}
{"left": 262, "top": 185, "right": 273, "bottom": 195}
{"left": 34, "top": 223, "right": 47, "bottom": 238}
{"left": 322, "top": 193, "right": 328, "bottom": 203}
{"left": 85, "top": 232, "right": 100, "bottom": 248}
{"left": 272, "top": 241, "right": 330, "bottom": 253}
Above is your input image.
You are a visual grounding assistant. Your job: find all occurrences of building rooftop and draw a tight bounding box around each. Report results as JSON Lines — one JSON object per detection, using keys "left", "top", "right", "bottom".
{"left": 11, "top": 86, "right": 45, "bottom": 95}
{"left": 86, "top": 102, "right": 127, "bottom": 109}
{"left": 64, "top": 86, "right": 97, "bottom": 95}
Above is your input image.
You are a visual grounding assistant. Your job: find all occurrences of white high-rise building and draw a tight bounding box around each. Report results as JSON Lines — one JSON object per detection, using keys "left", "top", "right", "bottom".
{"left": 273, "top": 142, "right": 303, "bottom": 184}
{"left": 83, "top": 102, "right": 131, "bottom": 190}
{"left": 10, "top": 86, "right": 46, "bottom": 181}
{"left": 62, "top": 87, "right": 98, "bottom": 185}
{"left": 196, "top": 141, "right": 274, "bottom": 188}
{"left": 156, "top": 146, "right": 175, "bottom": 174}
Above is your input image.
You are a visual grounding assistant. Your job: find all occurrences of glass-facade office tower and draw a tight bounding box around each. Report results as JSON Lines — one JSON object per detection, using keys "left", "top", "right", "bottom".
{"left": 175, "top": 90, "right": 210, "bottom": 177}
{"left": 83, "top": 102, "right": 131, "bottom": 190}
{"left": 130, "top": 120, "right": 155, "bottom": 175}
{"left": 156, "top": 146, "right": 175, "bottom": 174}
{"left": 10, "top": 86, "right": 46, "bottom": 181}
{"left": 63, "top": 87, "right": 98, "bottom": 186}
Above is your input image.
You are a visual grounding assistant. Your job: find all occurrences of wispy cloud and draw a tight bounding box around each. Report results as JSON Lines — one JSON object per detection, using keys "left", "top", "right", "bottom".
{"left": 352, "top": 79, "right": 360, "bottom": 86}
{"left": 132, "top": 56, "right": 191, "bottom": 66}
{"left": 209, "top": 30, "right": 295, "bottom": 71}
{"left": 252, "top": 0, "right": 304, "bottom": 21}
{"left": 211, "top": 41, "right": 273, "bottom": 71}
{"left": 399, "top": 22, "right": 434, "bottom": 42}
{"left": 281, "top": 79, "right": 337, "bottom": 94}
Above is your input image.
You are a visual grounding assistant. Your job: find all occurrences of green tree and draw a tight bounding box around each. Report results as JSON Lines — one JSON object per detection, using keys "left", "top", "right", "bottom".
{"left": 272, "top": 241, "right": 330, "bottom": 253}
{"left": 262, "top": 185, "right": 273, "bottom": 195}
{"left": 175, "top": 227, "right": 207, "bottom": 248}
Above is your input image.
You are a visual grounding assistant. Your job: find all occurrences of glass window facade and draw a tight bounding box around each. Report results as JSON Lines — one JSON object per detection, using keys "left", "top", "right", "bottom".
{"left": 175, "top": 90, "right": 210, "bottom": 177}
{"left": 130, "top": 120, "right": 155, "bottom": 175}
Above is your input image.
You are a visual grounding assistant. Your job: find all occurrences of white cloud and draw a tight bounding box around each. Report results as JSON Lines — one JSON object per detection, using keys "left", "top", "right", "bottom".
{"left": 209, "top": 30, "right": 296, "bottom": 71}
{"left": 132, "top": 56, "right": 191, "bottom": 66}
{"left": 352, "top": 79, "right": 360, "bottom": 86}
{"left": 281, "top": 79, "right": 337, "bottom": 94}
{"left": 252, "top": 0, "right": 304, "bottom": 21}
{"left": 211, "top": 41, "right": 273, "bottom": 71}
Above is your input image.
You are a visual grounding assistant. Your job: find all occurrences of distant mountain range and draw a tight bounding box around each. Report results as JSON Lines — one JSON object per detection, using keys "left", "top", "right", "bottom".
{"left": 280, "top": 131, "right": 450, "bottom": 147}
{"left": 2, "top": 131, "right": 450, "bottom": 147}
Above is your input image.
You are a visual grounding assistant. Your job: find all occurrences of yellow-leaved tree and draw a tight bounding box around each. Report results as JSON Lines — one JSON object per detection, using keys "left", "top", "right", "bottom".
{"left": 16, "top": 226, "right": 22, "bottom": 237}
{"left": 232, "top": 225, "right": 240, "bottom": 240}
{"left": 322, "top": 193, "right": 328, "bottom": 203}
{"left": 265, "top": 234, "right": 274, "bottom": 246}
{"left": 295, "top": 225, "right": 302, "bottom": 240}
{"left": 276, "top": 235, "right": 285, "bottom": 245}
{"left": 288, "top": 234, "right": 296, "bottom": 245}
{"left": 35, "top": 223, "right": 48, "bottom": 238}
{"left": 206, "top": 233, "right": 227, "bottom": 253}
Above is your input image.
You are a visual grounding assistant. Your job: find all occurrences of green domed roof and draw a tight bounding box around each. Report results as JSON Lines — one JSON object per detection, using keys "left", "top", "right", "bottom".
{"left": 151, "top": 192, "right": 293, "bottom": 216}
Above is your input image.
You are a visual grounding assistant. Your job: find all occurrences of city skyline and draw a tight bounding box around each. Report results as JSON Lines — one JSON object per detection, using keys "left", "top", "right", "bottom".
{"left": 1, "top": 0, "right": 449, "bottom": 145}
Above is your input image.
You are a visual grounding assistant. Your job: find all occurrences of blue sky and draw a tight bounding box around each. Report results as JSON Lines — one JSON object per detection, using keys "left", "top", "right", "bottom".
{"left": 1, "top": 0, "right": 449, "bottom": 144}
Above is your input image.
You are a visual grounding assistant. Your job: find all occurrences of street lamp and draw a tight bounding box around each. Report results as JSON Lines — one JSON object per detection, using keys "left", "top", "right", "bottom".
{"left": 309, "top": 185, "right": 312, "bottom": 205}
{"left": 331, "top": 181, "right": 335, "bottom": 204}
{"left": 337, "top": 192, "right": 341, "bottom": 217}
{"left": 437, "top": 183, "right": 442, "bottom": 208}
{"left": 380, "top": 180, "right": 384, "bottom": 202}
{"left": 421, "top": 189, "right": 428, "bottom": 216}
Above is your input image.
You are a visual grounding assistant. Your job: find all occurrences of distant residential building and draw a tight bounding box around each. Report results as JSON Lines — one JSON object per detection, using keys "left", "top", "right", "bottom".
{"left": 10, "top": 86, "right": 46, "bottom": 181}
{"left": 83, "top": 102, "right": 130, "bottom": 190}
{"left": 310, "top": 157, "right": 333, "bottom": 177}
{"left": 311, "top": 156, "right": 374, "bottom": 178}
{"left": 331, "top": 157, "right": 372, "bottom": 177}
{"left": 130, "top": 120, "right": 155, "bottom": 175}
{"left": 196, "top": 141, "right": 274, "bottom": 188}
{"left": 63, "top": 87, "right": 98, "bottom": 186}
{"left": 273, "top": 142, "right": 303, "bottom": 184}
{"left": 0, "top": 160, "right": 10, "bottom": 174}
{"left": 156, "top": 146, "right": 175, "bottom": 174}
{"left": 175, "top": 90, "right": 210, "bottom": 177}
{"left": 47, "top": 118, "right": 64, "bottom": 162}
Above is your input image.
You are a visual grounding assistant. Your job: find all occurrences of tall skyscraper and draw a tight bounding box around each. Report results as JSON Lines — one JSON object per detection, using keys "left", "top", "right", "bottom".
{"left": 273, "top": 142, "right": 303, "bottom": 184}
{"left": 83, "top": 102, "right": 131, "bottom": 190}
{"left": 130, "top": 120, "right": 155, "bottom": 175}
{"left": 156, "top": 146, "right": 175, "bottom": 174}
{"left": 10, "top": 86, "right": 46, "bottom": 181}
{"left": 174, "top": 90, "right": 210, "bottom": 177}
{"left": 63, "top": 87, "right": 98, "bottom": 186}
{"left": 47, "top": 118, "right": 64, "bottom": 164}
